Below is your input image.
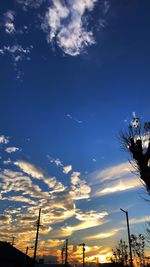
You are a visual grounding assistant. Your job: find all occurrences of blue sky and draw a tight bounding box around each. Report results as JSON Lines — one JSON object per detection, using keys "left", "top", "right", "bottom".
{"left": 0, "top": 0, "right": 150, "bottom": 263}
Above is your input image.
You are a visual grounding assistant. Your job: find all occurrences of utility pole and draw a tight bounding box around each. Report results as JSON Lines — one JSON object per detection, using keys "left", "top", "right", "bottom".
{"left": 33, "top": 208, "right": 41, "bottom": 264}
{"left": 120, "top": 208, "right": 133, "bottom": 267}
{"left": 79, "top": 243, "right": 85, "bottom": 267}
{"left": 61, "top": 246, "right": 65, "bottom": 264}
{"left": 65, "top": 239, "right": 68, "bottom": 267}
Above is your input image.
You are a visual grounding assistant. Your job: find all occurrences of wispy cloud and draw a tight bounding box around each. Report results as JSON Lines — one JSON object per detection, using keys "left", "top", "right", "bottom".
{"left": 88, "top": 162, "right": 141, "bottom": 197}
{"left": 0, "top": 135, "right": 9, "bottom": 144}
{"left": 51, "top": 213, "right": 107, "bottom": 238}
{"left": 66, "top": 114, "right": 83, "bottom": 124}
{"left": 95, "top": 178, "right": 141, "bottom": 196}
{"left": 42, "top": 0, "right": 98, "bottom": 56}
{"left": 128, "top": 216, "right": 149, "bottom": 225}
{"left": 103, "top": 1, "right": 110, "bottom": 14}
{"left": 0, "top": 214, "right": 12, "bottom": 224}
{"left": 0, "top": 44, "right": 33, "bottom": 63}
{"left": 5, "top": 195, "right": 37, "bottom": 205}
{"left": 16, "top": 0, "right": 46, "bottom": 10}
{"left": 3, "top": 159, "right": 12, "bottom": 165}
{"left": 4, "top": 10, "right": 15, "bottom": 34}
{"left": 5, "top": 146, "right": 20, "bottom": 153}
{"left": 70, "top": 172, "right": 91, "bottom": 200}
{"left": 63, "top": 165, "right": 72, "bottom": 174}
{"left": 90, "top": 162, "right": 133, "bottom": 184}
{"left": 14, "top": 160, "right": 65, "bottom": 192}
{"left": 85, "top": 230, "right": 118, "bottom": 240}
{"left": 0, "top": 44, "right": 33, "bottom": 80}
{"left": 75, "top": 210, "right": 108, "bottom": 221}
{"left": 47, "top": 155, "right": 63, "bottom": 167}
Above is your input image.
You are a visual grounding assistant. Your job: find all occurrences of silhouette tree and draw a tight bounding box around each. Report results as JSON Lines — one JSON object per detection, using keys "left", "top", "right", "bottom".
{"left": 120, "top": 114, "right": 150, "bottom": 194}
{"left": 130, "top": 234, "right": 145, "bottom": 265}
{"left": 112, "top": 239, "right": 128, "bottom": 265}
{"left": 112, "top": 235, "right": 145, "bottom": 266}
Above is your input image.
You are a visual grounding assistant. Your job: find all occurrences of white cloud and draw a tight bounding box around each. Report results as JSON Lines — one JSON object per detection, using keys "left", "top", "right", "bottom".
{"left": 75, "top": 210, "right": 108, "bottom": 221}
{"left": 128, "top": 216, "right": 149, "bottom": 225}
{"left": 0, "top": 49, "right": 4, "bottom": 55}
{"left": 54, "top": 158, "right": 63, "bottom": 166}
{"left": 88, "top": 162, "right": 142, "bottom": 197}
{"left": 0, "top": 45, "right": 33, "bottom": 80}
{"left": 52, "top": 217, "right": 106, "bottom": 238}
{"left": 47, "top": 155, "right": 63, "bottom": 167}
{"left": 17, "top": 0, "right": 46, "bottom": 10}
{"left": 95, "top": 178, "right": 141, "bottom": 196}
{"left": 90, "top": 162, "right": 132, "bottom": 184}
{"left": 0, "top": 214, "right": 12, "bottom": 224}
{"left": 2, "top": 44, "right": 33, "bottom": 62}
{"left": 6, "top": 196, "right": 37, "bottom": 205}
{"left": 5, "top": 147, "right": 19, "bottom": 153}
{"left": 70, "top": 172, "right": 91, "bottom": 199}
{"left": 14, "top": 161, "right": 44, "bottom": 179}
{"left": 71, "top": 171, "right": 81, "bottom": 185}
{"left": 85, "top": 228, "right": 119, "bottom": 240}
{"left": 3, "top": 159, "right": 12, "bottom": 165}
{"left": 63, "top": 219, "right": 102, "bottom": 235}
{"left": 5, "top": 22, "right": 15, "bottom": 34}
{"left": 0, "top": 135, "right": 9, "bottom": 144}
{"left": 14, "top": 160, "right": 66, "bottom": 193}
{"left": 14, "top": 160, "right": 44, "bottom": 180}
{"left": 63, "top": 165, "right": 72, "bottom": 174}
{"left": 4, "top": 11, "right": 15, "bottom": 34}
{"left": 42, "top": 0, "right": 98, "bottom": 56}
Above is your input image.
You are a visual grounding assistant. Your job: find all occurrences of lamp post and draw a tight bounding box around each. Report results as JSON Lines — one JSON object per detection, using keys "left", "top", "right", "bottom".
{"left": 120, "top": 208, "right": 133, "bottom": 267}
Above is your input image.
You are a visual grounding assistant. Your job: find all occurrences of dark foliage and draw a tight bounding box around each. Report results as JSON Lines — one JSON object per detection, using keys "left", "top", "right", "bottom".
{"left": 130, "top": 234, "right": 145, "bottom": 264}
{"left": 112, "top": 239, "right": 128, "bottom": 265}
{"left": 120, "top": 116, "right": 150, "bottom": 194}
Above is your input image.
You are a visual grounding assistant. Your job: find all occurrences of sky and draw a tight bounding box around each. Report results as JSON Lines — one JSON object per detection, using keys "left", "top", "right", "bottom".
{"left": 0, "top": 0, "right": 150, "bottom": 264}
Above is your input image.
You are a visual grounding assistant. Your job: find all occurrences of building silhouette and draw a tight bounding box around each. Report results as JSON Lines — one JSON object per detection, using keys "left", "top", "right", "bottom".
{"left": 0, "top": 241, "right": 34, "bottom": 267}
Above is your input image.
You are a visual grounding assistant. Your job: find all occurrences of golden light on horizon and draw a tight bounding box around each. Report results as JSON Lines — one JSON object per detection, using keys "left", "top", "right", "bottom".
{"left": 99, "top": 255, "right": 107, "bottom": 263}
{"left": 85, "top": 251, "right": 112, "bottom": 264}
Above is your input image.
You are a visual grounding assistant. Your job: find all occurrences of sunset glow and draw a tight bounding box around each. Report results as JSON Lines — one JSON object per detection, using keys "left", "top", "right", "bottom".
{"left": 0, "top": 0, "right": 150, "bottom": 265}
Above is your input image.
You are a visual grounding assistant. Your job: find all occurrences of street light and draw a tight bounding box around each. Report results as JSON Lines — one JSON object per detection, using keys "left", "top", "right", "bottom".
{"left": 120, "top": 208, "right": 133, "bottom": 267}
